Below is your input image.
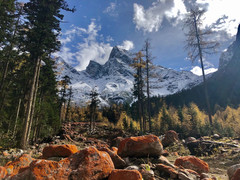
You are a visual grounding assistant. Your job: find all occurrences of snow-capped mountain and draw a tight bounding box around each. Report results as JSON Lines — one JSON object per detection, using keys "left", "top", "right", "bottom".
{"left": 55, "top": 46, "right": 202, "bottom": 106}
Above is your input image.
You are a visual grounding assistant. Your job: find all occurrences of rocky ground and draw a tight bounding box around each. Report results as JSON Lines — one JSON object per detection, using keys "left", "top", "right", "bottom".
{"left": 0, "top": 122, "right": 240, "bottom": 179}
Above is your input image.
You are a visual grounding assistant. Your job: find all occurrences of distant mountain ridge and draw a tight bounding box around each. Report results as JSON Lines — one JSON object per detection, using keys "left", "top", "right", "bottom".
{"left": 56, "top": 46, "right": 202, "bottom": 106}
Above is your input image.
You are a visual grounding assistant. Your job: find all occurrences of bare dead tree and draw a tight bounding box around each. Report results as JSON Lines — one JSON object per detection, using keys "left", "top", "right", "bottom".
{"left": 143, "top": 39, "right": 154, "bottom": 132}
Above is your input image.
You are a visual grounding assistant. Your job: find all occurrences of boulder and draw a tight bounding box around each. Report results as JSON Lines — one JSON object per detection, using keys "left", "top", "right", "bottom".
{"left": 175, "top": 156, "right": 209, "bottom": 174}
{"left": 29, "top": 159, "right": 70, "bottom": 180}
{"left": 11, "top": 146, "right": 114, "bottom": 180}
{"left": 98, "top": 147, "right": 126, "bottom": 169}
{"left": 42, "top": 144, "right": 78, "bottom": 159}
{"left": 0, "top": 166, "right": 7, "bottom": 179}
{"left": 162, "top": 130, "right": 179, "bottom": 147}
{"left": 4, "top": 154, "right": 34, "bottom": 177}
{"left": 108, "top": 169, "right": 142, "bottom": 180}
{"left": 68, "top": 146, "right": 114, "bottom": 179}
{"left": 118, "top": 135, "right": 163, "bottom": 157}
{"left": 227, "top": 164, "right": 240, "bottom": 180}
{"left": 156, "top": 164, "right": 178, "bottom": 179}
{"left": 231, "top": 168, "right": 240, "bottom": 180}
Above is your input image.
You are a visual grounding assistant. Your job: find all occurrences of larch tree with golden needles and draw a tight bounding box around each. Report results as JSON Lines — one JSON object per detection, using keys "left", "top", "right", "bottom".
{"left": 183, "top": 7, "right": 219, "bottom": 127}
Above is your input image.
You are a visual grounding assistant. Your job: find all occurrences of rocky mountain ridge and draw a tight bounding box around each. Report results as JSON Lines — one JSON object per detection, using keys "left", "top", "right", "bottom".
{"left": 56, "top": 46, "right": 202, "bottom": 106}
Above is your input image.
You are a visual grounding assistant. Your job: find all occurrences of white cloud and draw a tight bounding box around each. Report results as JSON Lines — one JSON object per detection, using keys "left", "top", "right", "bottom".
{"left": 191, "top": 66, "right": 218, "bottom": 76}
{"left": 133, "top": 0, "right": 187, "bottom": 32}
{"left": 118, "top": 40, "right": 134, "bottom": 50}
{"left": 196, "top": 0, "right": 240, "bottom": 36}
{"left": 103, "top": 2, "right": 118, "bottom": 17}
{"left": 54, "top": 21, "right": 134, "bottom": 71}
{"left": 133, "top": 0, "right": 239, "bottom": 36}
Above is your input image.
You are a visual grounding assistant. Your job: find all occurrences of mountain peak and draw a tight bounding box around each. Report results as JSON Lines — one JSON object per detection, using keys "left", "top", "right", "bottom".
{"left": 109, "top": 46, "right": 122, "bottom": 59}
{"left": 109, "top": 46, "right": 132, "bottom": 65}
{"left": 86, "top": 60, "right": 102, "bottom": 78}
{"left": 236, "top": 24, "right": 240, "bottom": 44}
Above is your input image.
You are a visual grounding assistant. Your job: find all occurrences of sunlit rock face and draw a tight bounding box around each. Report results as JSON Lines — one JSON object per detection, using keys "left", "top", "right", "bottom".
{"left": 55, "top": 46, "right": 201, "bottom": 106}
{"left": 219, "top": 24, "right": 240, "bottom": 70}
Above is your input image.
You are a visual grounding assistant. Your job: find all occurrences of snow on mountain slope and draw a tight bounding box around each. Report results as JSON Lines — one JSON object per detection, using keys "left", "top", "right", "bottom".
{"left": 55, "top": 46, "right": 202, "bottom": 106}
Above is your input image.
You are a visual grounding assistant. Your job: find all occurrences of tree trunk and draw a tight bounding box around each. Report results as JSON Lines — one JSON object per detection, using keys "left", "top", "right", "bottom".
{"left": 13, "top": 98, "right": 21, "bottom": 138}
{"left": 20, "top": 58, "right": 41, "bottom": 149}
{"left": 137, "top": 67, "right": 143, "bottom": 134}
{"left": 146, "top": 50, "right": 151, "bottom": 132}
{"left": 26, "top": 61, "right": 41, "bottom": 144}
{"left": 193, "top": 15, "right": 213, "bottom": 127}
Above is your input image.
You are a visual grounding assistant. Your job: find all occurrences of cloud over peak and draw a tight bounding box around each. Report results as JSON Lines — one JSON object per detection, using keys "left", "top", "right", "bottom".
{"left": 54, "top": 21, "right": 134, "bottom": 71}
{"left": 133, "top": 0, "right": 186, "bottom": 33}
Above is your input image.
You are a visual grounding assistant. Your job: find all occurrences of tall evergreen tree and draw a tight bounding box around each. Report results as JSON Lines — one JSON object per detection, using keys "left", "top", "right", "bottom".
{"left": 132, "top": 51, "right": 146, "bottom": 133}
{"left": 20, "top": 0, "right": 74, "bottom": 149}
{"left": 65, "top": 86, "right": 73, "bottom": 122}
{"left": 89, "top": 87, "right": 100, "bottom": 132}
{"left": 59, "top": 75, "right": 71, "bottom": 123}
{"left": 0, "top": 1, "right": 24, "bottom": 111}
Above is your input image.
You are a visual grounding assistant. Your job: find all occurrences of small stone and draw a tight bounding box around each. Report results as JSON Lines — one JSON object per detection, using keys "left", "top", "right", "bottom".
{"left": 3, "top": 151, "right": 10, "bottom": 157}
{"left": 125, "top": 165, "right": 139, "bottom": 171}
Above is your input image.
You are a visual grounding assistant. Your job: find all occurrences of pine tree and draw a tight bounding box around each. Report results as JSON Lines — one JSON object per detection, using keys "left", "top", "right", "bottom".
{"left": 132, "top": 51, "right": 146, "bottom": 133}
{"left": 65, "top": 86, "right": 73, "bottom": 122}
{"left": 0, "top": 2, "right": 24, "bottom": 111}
{"left": 20, "top": 0, "right": 74, "bottom": 149}
{"left": 59, "top": 75, "right": 71, "bottom": 123}
{"left": 89, "top": 87, "right": 100, "bottom": 132}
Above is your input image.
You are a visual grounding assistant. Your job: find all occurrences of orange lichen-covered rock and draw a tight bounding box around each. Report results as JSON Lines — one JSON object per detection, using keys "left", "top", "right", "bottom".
{"left": 11, "top": 146, "right": 114, "bottom": 180}
{"left": 156, "top": 163, "right": 178, "bottom": 179}
{"left": 175, "top": 156, "right": 209, "bottom": 174}
{"left": 117, "top": 135, "right": 163, "bottom": 157}
{"left": 42, "top": 144, "right": 78, "bottom": 159}
{"left": 108, "top": 170, "right": 142, "bottom": 180}
{"left": 68, "top": 146, "right": 114, "bottom": 179}
{"left": 29, "top": 159, "right": 71, "bottom": 180}
{"left": 232, "top": 168, "right": 240, "bottom": 180}
{"left": 0, "top": 166, "right": 7, "bottom": 179}
{"left": 4, "top": 154, "right": 33, "bottom": 177}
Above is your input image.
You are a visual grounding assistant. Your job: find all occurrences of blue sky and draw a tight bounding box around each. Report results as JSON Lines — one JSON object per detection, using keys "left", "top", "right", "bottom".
{"left": 20, "top": 0, "right": 239, "bottom": 75}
